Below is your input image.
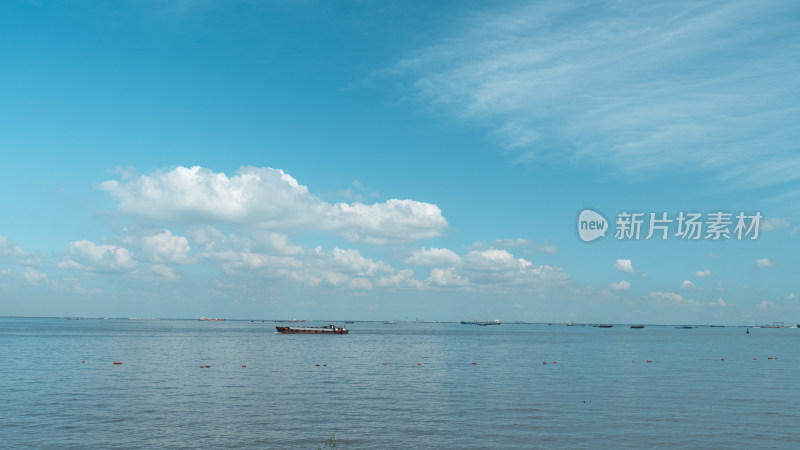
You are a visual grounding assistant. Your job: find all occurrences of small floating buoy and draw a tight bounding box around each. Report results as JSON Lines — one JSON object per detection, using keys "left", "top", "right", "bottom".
{"left": 721, "top": 358, "right": 725, "bottom": 361}
{"left": 316, "top": 364, "right": 320, "bottom": 366}
{"left": 472, "top": 362, "right": 477, "bottom": 365}
{"left": 418, "top": 362, "right": 422, "bottom": 365}
{"left": 82, "top": 360, "right": 85, "bottom": 363}
{"left": 113, "top": 361, "right": 122, "bottom": 365}
{"left": 754, "top": 357, "right": 757, "bottom": 360}
{"left": 553, "top": 361, "right": 557, "bottom": 364}
{"left": 647, "top": 360, "right": 652, "bottom": 363}
{"left": 242, "top": 364, "right": 246, "bottom": 367}
{"left": 542, "top": 361, "right": 547, "bottom": 365}
{"left": 323, "top": 364, "right": 327, "bottom": 367}
{"left": 382, "top": 363, "right": 387, "bottom": 365}
{"left": 205, "top": 365, "right": 210, "bottom": 368}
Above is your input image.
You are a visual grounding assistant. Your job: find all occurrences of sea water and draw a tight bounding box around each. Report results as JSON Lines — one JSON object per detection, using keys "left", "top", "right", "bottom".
{"left": 1, "top": 318, "right": 798, "bottom": 448}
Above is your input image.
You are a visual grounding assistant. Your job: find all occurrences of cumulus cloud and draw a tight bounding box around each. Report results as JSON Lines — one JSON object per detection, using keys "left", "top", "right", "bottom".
{"left": 23, "top": 268, "right": 48, "bottom": 285}
{"left": 615, "top": 259, "right": 635, "bottom": 273}
{"left": 151, "top": 264, "right": 178, "bottom": 280}
{"left": 755, "top": 258, "right": 774, "bottom": 269}
{"left": 695, "top": 269, "right": 713, "bottom": 278}
{"left": 139, "top": 230, "right": 195, "bottom": 264}
{"left": 0, "top": 236, "right": 39, "bottom": 265}
{"left": 427, "top": 268, "right": 469, "bottom": 288}
{"left": 681, "top": 280, "right": 696, "bottom": 289}
{"left": 63, "top": 240, "right": 136, "bottom": 272}
{"left": 649, "top": 291, "right": 697, "bottom": 306}
{"left": 710, "top": 298, "right": 726, "bottom": 307}
{"left": 405, "top": 247, "right": 461, "bottom": 266}
{"left": 491, "top": 238, "right": 558, "bottom": 254}
{"left": 756, "top": 300, "right": 775, "bottom": 310}
{"left": 609, "top": 280, "right": 630, "bottom": 291}
{"left": 376, "top": 269, "right": 424, "bottom": 289}
{"left": 101, "top": 166, "right": 447, "bottom": 244}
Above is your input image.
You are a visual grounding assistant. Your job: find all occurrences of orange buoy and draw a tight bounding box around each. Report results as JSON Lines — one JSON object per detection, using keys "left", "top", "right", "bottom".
{"left": 418, "top": 362, "right": 422, "bottom": 365}
{"left": 205, "top": 365, "right": 210, "bottom": 368}
{"left": 647, "top": 360, "right": 652, "bottom": 363}
{"left": 754, "top": 357, "right": 757, "bottom": 360}
{"left": 82, "top": 360, "right": 85, "bottom": 363}
{"left": 542, "top": 361, "right": 547, "bottom": 365}
{"left": 382, "top": 363, "right": 387, "bottom": 365}
{"left": 242, "top": 365, "right": 246, "bottom": 368}
{"left": 316, "top": 364, "right": 320, "bottom": 366}
{"left": 113, "top": 361, "right": 122, "bottom": 365}
{"left": 323, "top": 364, "right": 327, "bottom": 366}
{"left": 721, "top": 358, "right": 725, "bottom": 361}
{"left": 553, "top": 361, "right": 557, "bottom": 364}
{"left": 472, "top": 362, "right": 477, "bottom": 365}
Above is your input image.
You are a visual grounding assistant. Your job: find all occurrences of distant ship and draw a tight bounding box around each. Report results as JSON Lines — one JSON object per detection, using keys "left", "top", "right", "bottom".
{"left": 276, "top": 324, "right": 348, "bottom": 334}
{"left": 199, "top": 317, "right": 225, "bottom": 321}
{"left": 461, "top": 319, "right": 501, "bottom": 326}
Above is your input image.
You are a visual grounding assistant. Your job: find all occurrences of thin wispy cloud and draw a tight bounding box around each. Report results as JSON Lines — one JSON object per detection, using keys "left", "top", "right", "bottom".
{"left": 394, "top": 1, "right": 800, "bottom": 188}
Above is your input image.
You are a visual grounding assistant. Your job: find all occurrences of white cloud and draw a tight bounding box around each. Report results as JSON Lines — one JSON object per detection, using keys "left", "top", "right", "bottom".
{"left": 615, "top": 259, "right": 635, "bottom": 273}
{"left": 151, "top": 264, "right": 178, "bottom": 280}
{"left": 101, "top": 166, "right": 447, "bottom": 244}
{"left": 393, "top": 1, "right": 800, "bottom": 187}
{"left": 405, "top": 247, "right": 461, "bottom": 266}
{"left": 0, "top": 236, "right": 39, "bottom": 265}
{"left": 710, "top": 298, "right": 726, "bottom": 307}
{"left": 23, "top": 268, "right": 48, "bottom": 285}
{"left": 427, "top": 268, "right": 469, "bottom": 287}
{"left": 756, "top": 300, "right": 775, "bottom": 310}
{"left": 491, "top": 238, "right": 558, "bottom": 254}
{"left": 139, "top": 230, "right": 195, "bottom": 264}
{"left": 63, "top": 240, "right": 136, "bottom": 272}
{"left": 761, "top": 217, "right": 789, "bottom": 231}
{"left": 609, "top": 280, "right": 630, "bottom": 291}
{"left": 349, "top": 278, "right": 373, "bottom": 290}
{"left": 755, "top": 258, "right": 774, "bottom": 269}
{"left": 681, "top": 280, "right": 696, "bottom": 289}
{"left": 376, "top": 269, "right": 424, "bottom": 289}
{"left": 649, "top": 291, "right": 697, "bottom": 306}
{"left": 695, "top": 269, "right": 713, "bottom": 278}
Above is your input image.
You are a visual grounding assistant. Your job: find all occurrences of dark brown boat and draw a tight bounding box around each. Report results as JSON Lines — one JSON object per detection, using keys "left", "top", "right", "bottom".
{"left": 276, "top": 324, "right": 349, "bottom": 334}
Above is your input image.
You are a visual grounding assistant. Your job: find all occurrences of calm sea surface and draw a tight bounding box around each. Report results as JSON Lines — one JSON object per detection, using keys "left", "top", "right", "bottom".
{"left": 1, "top": 318, "right": 798, "bottom": 448}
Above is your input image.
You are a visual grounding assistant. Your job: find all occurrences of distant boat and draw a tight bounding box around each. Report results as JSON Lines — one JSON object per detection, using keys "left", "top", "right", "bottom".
{"left": 344, "top": 321, "right": 354, "bottom": 324}
{"left": 566, "top": 321, "right": 574, "bottom": 326}
{"left": 461, "top": 319, "right": 501, "bottom": 326}
{"left": 675, "top": 326, "right": 695, "bottom": 329}
{"left": 199, "top": 317, "right": 225, "bottom": 321}
{"left": 291, "top": 318, "right": 307, "bottom": 323}
{"left": 710, "top": 325, "right": 725, "bottom": 327}
{"left": 630, "top": 325, "right": 645, "bottom": 329}
{"left": 594, "top": 325, "right": 613, "bottom": 328}
{"left": 276, "top": 324, "right": 348, "bottom": 334}
{"left": 383, "top": 320, "right": 400, "bottom": 324}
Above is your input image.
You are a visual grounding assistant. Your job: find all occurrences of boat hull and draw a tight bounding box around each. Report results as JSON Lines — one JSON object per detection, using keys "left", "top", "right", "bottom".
{"left": 276, "top": 326, "right": 348, "bottom": 334}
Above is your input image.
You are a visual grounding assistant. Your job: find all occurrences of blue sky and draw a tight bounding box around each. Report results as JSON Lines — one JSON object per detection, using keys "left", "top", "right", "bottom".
{"left": 1, "top": 0, "right": 798, "bottom": 323}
